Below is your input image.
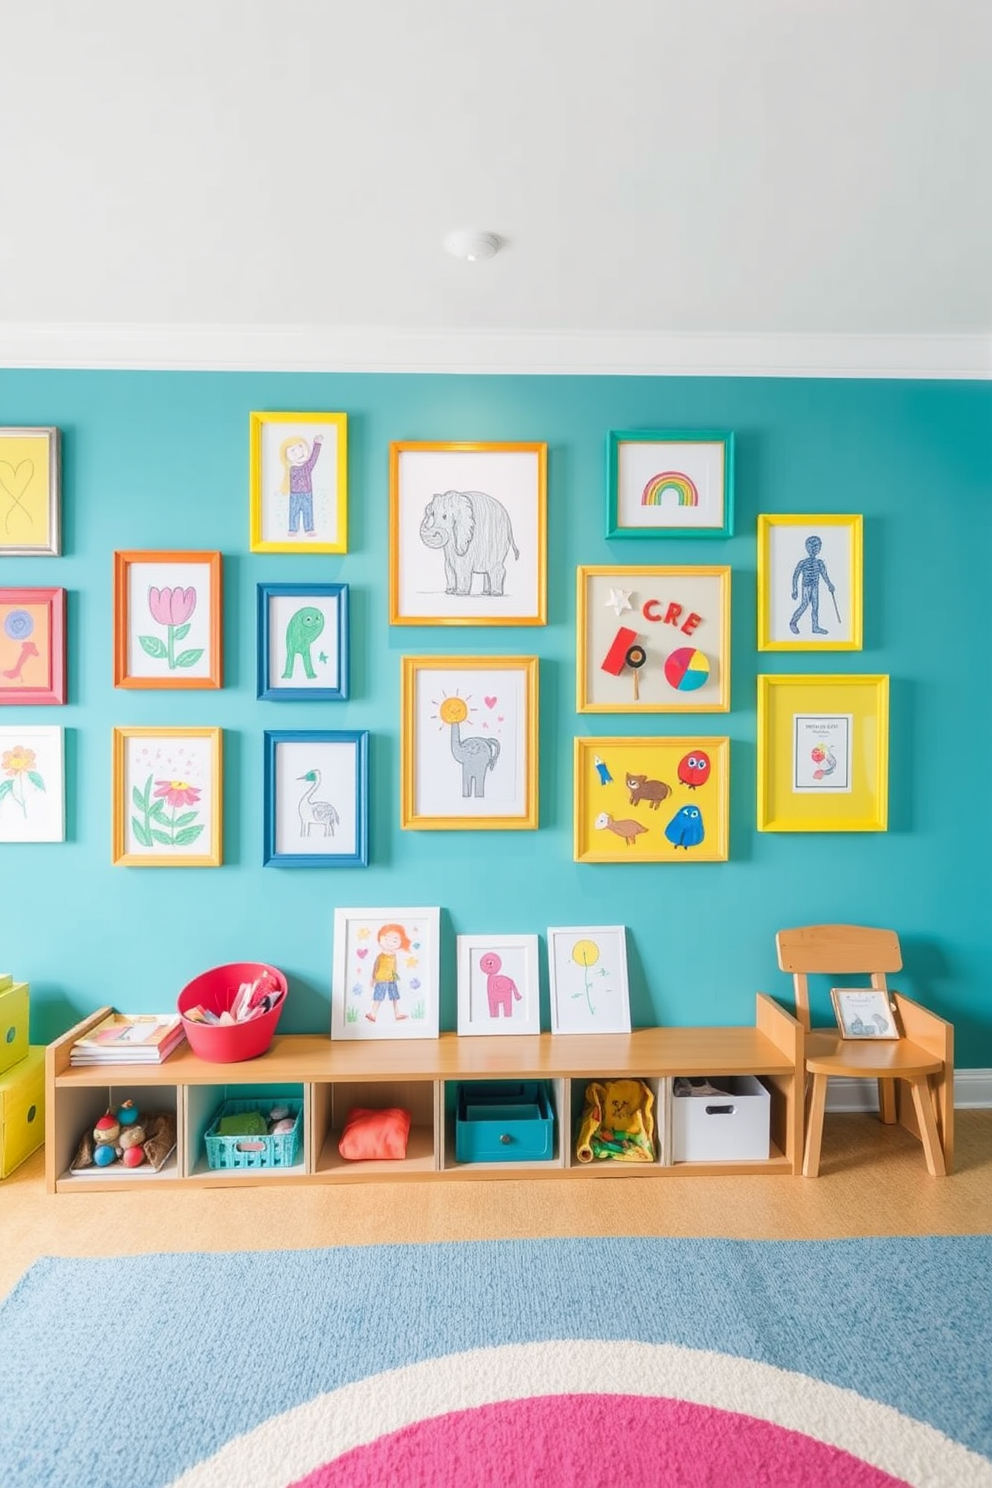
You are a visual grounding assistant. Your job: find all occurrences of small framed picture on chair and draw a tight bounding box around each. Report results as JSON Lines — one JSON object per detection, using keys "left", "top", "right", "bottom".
{"left": 830, "top": 988, "right": 899, "bottom": 1040}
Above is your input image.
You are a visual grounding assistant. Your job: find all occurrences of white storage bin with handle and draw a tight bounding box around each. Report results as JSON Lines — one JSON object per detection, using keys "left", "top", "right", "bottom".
{"left": 672, "top": 1075, "right": 770, "bottom": 1162}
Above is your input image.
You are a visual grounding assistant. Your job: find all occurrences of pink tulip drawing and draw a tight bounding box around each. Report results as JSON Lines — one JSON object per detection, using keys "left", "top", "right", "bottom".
{"left": 148, "top": 586, "right": 196, "bottom": 627}
{"left": 139, "top": 585, "right": 203, "bottom": 670}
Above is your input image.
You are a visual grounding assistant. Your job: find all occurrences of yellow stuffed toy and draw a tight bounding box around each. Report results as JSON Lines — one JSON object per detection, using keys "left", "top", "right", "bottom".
{"left": 576, "top": 1078, "right": 654, "bottom": 1163}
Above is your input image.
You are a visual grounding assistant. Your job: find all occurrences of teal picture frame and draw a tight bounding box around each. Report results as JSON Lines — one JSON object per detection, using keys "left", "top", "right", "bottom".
{"left": 606, "top": 430, "right": 734, "bottom": 539}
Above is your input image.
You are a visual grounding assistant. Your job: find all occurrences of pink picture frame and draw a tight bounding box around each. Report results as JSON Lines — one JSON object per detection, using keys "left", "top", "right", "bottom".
{"left": 0, "top": 587, "right": 66, "bottom": 705}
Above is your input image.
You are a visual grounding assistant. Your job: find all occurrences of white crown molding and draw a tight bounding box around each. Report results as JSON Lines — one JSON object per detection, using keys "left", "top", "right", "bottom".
{"left": 826, "top": 1069, "right": 992, "bottom": 1112}
{"left": 1, "top": 324, "right": 990, "bottom": 378}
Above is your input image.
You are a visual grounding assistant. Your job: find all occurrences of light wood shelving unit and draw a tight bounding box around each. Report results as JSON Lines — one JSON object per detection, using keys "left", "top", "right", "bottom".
{"left": 45, "top": 994, "right": 804, "bottom": 1192}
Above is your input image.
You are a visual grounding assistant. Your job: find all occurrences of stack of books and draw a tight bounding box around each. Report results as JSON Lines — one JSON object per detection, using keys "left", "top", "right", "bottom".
{"left": 69, "top": 1012, "right": 186, "bottom": 1066}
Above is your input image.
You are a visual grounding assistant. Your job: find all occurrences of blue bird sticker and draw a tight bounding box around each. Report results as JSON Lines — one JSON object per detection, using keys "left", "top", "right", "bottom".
{"left": 665, "top": 803, "right": 704, "bottom": 849}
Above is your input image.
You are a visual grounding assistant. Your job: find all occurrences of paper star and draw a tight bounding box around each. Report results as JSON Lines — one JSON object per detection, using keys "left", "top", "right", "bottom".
{"left": 605, "top": 588, "right": 633, "bottom": 617}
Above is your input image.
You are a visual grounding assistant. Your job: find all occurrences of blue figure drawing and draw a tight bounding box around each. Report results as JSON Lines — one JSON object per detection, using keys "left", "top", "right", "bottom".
{"left": 790, "top": 535, "right": 840, "bottom": 636}
{"left": 594, "top": 755, "right": 613, "bottom": 786}
{"left": 665, "top": 804, "right": 705, "bottom": 849}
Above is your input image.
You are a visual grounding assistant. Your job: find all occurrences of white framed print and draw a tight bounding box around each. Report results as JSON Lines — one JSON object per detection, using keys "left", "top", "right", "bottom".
{"left": 331, "top": 906, "right": 441, "bottom": 1040}
{"left": 389, "top": 441, "right": 547, "bottom": 625}
{"left": 401, "top": 656, "right": 538, "bottom": 830}
{"left": 0, "top": 725, "right": 64, "bottom": 842}
{"left": 456, "top": 934, "right": 540, "bottom": 1036}
{"left": 831, "top": 987, "right": 899, "bottom": 1040}
{"left": 547, "top": 925, "right": 631, "bottom": 1035}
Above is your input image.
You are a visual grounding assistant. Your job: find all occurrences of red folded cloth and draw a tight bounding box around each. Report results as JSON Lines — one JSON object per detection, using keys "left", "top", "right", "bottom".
{"left": 338, "top": 1106, "right": 412, "bottom": 1161}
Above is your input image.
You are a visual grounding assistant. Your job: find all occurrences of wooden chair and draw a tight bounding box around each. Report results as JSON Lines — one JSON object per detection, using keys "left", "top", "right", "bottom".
{"left": 776, "top": 925, "right": 953, "bottom": 1178}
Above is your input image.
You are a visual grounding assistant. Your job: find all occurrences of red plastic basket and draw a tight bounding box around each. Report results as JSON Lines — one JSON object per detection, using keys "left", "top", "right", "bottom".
{"left": 177, "top": 961, "right": 287, "bottom": 1063}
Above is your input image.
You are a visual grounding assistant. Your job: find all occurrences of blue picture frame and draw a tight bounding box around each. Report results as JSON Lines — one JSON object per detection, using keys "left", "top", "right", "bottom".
{"left": 263, "top": 730, "right": 369, "bottom": 868}
{"left": 257, "top": 582, "right": 349, "bottom": 701}
{"left": 606, "top": 430, "right": 734, "bottom": 539}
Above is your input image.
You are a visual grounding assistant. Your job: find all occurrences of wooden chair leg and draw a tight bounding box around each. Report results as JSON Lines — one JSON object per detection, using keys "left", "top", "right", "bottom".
{"left": 877, "top": 1077, "right": 896, "bottom": 1124}
{"left": 909, "top": 1076, "right": 947, "bottom": 1177}
{"left": 803, "top": 1073, "right": 828, "bottom": 1177}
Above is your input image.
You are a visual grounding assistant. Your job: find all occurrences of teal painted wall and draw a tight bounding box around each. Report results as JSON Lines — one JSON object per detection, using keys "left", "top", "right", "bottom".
{"left": 2, "top": 371, "right": 990, "bottom": 1062}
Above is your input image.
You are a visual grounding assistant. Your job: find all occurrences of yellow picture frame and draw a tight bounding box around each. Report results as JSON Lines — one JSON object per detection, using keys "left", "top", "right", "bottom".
{"left": 757, "top": 674, "right": 888, "bottom": 832}
{"left": 0, "top": 426, "right": 61, "bottom": 556}
{"left": 112, "top": 726, "right": 223, "bottom": 866}
{"left": 574, "top": 736, "right": 729, "bottom": 862}
{"left": 401, "top": 656, "right": 538, "bottom": 830}
{"left": 249, "top": 411, "right": 348, "bottom": 554}
{"left": 757, "top": 513, "right": 863, "bottom": 651}
{"left": 389, "top": 441, "right": 547, "bottom": 626}
{"left": 576, "top": 565, "right": 731, "bottom": 713}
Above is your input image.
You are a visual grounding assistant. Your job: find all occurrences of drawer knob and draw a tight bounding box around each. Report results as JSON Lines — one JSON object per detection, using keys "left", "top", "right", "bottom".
{"left": 499, "top": 1133, "right": 512, "bottom": 1145}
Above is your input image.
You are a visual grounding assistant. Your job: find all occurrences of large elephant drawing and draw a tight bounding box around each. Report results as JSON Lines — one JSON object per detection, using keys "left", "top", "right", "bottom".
{"left": 419, "top": 489, "right": 519, "bottom": 597}
{"left": 449, "top": 720, "right": 500, "bottom": 798}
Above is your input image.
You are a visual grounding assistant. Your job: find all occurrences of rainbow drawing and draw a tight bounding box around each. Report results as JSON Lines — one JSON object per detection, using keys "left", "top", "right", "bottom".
{"left": 642, "top": 471, "right": 699, "bottom": 507}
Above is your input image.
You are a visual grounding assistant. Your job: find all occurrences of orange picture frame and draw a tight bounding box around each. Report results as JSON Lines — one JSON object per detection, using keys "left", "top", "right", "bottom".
{"left": 113, "top": 550, "right": 222, "bottom": 690}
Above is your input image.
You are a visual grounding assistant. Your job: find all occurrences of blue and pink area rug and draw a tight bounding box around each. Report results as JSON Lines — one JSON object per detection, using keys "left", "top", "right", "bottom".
{"left": 2, "top": 1235, "right": 991, "bottom": 1487}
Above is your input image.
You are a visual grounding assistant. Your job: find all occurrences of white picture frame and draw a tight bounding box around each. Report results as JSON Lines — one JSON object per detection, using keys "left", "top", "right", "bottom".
{"left": 331, "top": 906, "right": 441, "bottom": 1040}
{"left": 456, "top": 934, "right": 540, "bottom": 1036}
{"left": 546, "top": 925, "right": 631, "bottom": 1035}
{"left": 389, "top": 441, "right": 547, "bottom": 625}
{"left": 830, "top": 987, "right": 899, "bottom": 1040}
{"left": 0, "top": 725, "right": 64, "bottom": 842}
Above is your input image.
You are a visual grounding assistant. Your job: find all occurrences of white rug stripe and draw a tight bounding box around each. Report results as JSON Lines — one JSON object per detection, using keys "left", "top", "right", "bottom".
{"left": 167, "top": 1340, "right": 992, "bottom": 1488}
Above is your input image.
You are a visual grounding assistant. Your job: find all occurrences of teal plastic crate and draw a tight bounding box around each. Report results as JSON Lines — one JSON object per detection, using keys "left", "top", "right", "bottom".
{"left": 203, "top": 1096, "right": 303, "bottom": 1171}
{"left": 455, "top": 1081, "right": 554, "bottom": 1163}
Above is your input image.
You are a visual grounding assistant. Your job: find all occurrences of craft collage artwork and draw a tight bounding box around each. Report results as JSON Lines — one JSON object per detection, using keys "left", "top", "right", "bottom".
{"left": 0, "top": 419, "right": 887, "bottom": 869}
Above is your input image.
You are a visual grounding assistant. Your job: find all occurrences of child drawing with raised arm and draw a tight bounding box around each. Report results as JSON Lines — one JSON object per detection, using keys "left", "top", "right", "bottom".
{"left": 366, "top": 923, "right": 410, "bottom": 1022}
{"left": 279, "top": 432, "right": 323, "bottom": 536}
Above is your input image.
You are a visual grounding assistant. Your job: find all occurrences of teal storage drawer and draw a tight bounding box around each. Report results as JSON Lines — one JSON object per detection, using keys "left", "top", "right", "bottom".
{"left": 455, "top": 1081, "right": 554, "bottom": 1163}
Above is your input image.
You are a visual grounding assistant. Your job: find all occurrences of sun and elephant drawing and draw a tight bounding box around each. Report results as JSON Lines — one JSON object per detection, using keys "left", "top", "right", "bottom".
{"left": 576, "top": 738, "right": 729, "bottom": 863}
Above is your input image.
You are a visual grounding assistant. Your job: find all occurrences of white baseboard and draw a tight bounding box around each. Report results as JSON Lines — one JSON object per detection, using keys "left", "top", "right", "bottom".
{"left": 825, "top": 1069, "right": 992, "bottom": 1112}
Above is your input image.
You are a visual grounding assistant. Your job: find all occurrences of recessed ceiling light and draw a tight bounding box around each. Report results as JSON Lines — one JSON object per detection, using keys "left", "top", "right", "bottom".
{"left": 443, "top": 230, "right": 501, "bottom": 263}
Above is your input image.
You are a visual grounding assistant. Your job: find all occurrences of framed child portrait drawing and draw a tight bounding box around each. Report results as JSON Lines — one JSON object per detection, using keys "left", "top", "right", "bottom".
{"left": 114, "top": 551, "right": 222, "bottom": 690}
{"left": 263, "top": 730, "right": 368, "bottom": 868}
{"left": 0, "top": 426, "right": 61, "bottom": 556}
{"left": 257, "top": 583, "right": 349, "bottom": 701}
{"left": 389, "top": 440, "right": 547, "bottom": 625}
{"left": 112, "top": 726, "right": 223, "bottom": 866}
{"left": 249, "top": 411, "right": 348, "bottom": 554}
{"left": 331, "top": 906, "right": 441, "bottom": 1040}
{"left": 401, "top": 655, "right": 538, "bottom": 830}
{"left": 0, "top": 587, "right": 66, "bottom": 705}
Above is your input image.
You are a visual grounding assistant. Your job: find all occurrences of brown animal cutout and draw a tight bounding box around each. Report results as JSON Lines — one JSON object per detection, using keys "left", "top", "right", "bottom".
{"left": 625, "top": 773, "right": 672, "bottom": 810}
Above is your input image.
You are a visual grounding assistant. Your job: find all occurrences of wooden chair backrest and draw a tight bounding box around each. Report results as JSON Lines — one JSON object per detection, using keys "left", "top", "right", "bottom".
{"left": 776, "top": 924, "right": 902, "bottom": 1032}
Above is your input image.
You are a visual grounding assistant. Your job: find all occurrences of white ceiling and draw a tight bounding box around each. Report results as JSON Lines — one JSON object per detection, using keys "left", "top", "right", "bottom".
{"left": 2, "top": 1, "right": 991, "bottom": 374}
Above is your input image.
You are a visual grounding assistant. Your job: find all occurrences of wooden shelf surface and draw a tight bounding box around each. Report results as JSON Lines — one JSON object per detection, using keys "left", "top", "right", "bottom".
{"left": 54, "top": 1025, "right": 795, "bottom": 1087}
